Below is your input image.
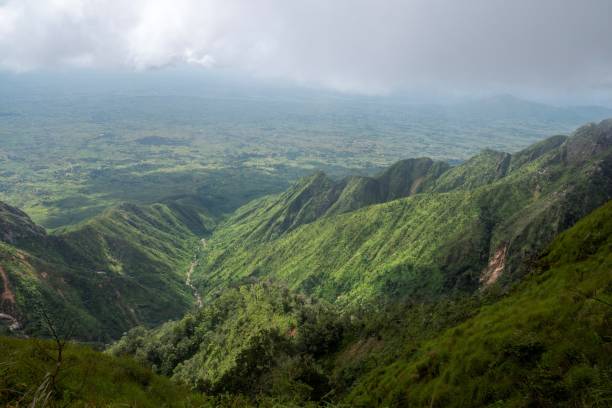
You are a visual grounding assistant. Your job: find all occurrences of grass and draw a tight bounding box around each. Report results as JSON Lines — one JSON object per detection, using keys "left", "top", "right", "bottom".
{"left": 1, "top": 201, "right": 214, "bottom": 340}
{"left": 194, "top": 125, "right": 612, "bottom": 306}
{"left": 345, "top": 200, "right": 612, "bottom": 407}
{"left": 0, "top": 336, "right": 209, "bottom": 407}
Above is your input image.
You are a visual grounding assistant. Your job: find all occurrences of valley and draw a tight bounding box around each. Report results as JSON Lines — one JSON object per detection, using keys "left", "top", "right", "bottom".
{"left": 1, "top": 117, "right": 611, "bottom": 406}
{"left": 186, "top": 239, "right": 207, "bottom": 309}
{"left": 2, "top": 2, "right": 611, "bottom": 405}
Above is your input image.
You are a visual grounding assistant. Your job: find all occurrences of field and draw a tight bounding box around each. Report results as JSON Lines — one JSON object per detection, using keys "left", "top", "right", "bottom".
{"left": 2, "top": 71, "right": 610, "bottom": 229}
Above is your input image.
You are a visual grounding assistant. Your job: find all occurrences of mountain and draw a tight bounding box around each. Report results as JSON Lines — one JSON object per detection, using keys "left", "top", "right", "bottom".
{"left": 110, "top": 199, "right": 612, "bottom": 407}
{"left": 2, "top": 118, "right": 611, "bottom": 406}
{"left": 0, "top": 201, "right": 213, "bottom": 340}
{"left": 3, "top": 120, "right": 610, "bottom": 338}
{"left": 193, "top": 120, "right": 612, "bottom": 304}
{"left": 345, "top": 199, "right": 612, "bottom": 407}
{"left": 220, "top": 158, "right": 449, "bottom": 243}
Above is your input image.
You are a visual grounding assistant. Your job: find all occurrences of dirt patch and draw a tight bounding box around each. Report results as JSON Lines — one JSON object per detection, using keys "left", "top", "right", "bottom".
{"left": 0, "top": 265, "right": 15, "bottom": 305}
{"left": 480, "top": 244, "right": 508, "bottom": 287}
{"left": 339, "top": 337, "right": 384, "bottom": 364}
{"left": 410, "top": 176, "right": 425, "bottom": 195}
{"left": 0, "top": 265, "right": 21, "bottom": 331}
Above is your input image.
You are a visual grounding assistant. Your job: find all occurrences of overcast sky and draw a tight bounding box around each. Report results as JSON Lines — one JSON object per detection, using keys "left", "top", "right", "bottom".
{"left": 1, "top": 0, "right": 611, "bottom": 103}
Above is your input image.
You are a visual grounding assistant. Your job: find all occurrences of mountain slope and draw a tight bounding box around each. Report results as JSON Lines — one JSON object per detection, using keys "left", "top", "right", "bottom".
{"left": 0, "top": 336, "right": 208, "bottom": 407}
{"left": 110, "top": 281, "right": 341, "bottom": 401}
{"left": 216, "top": 158, "right": 449, "bottom": 243}
{"left": 110, "top": 200, "right": 612, "bottom": 407}
{"left": 194, "top": 120, "right": 612, "bottom": 305}
{"left": 428, "top": 149, "right": 510, "bottom": 192}
{"left": 346, "top": 199, "right": 612, "bottom": 407}
{"left": 0, "top": 201, "right": 213, "bottom": 340}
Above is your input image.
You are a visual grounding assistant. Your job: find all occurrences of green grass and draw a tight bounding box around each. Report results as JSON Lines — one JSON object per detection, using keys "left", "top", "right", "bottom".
{"left": 345, "top": 200, "right": 612, "bottom": 407}
{"left": 0, "top": 336, "right": 209, "bottom": 407}
{"left": 194, "top": 123, "right": 612, "bottom": 306}
{"left": 0, "top": 201, "right": 213, "bottom": 340}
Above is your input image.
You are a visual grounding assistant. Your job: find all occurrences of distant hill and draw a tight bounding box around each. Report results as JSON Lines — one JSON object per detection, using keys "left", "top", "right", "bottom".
{"left": 450, "top": 94, "right": 612, "bottom": 122}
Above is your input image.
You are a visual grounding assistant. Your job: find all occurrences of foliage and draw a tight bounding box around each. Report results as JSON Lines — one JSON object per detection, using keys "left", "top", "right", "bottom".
{"left": 345, "top": 200, "right": 612, "bottom": 407}
{"left": 110, "top": 281, "right": 343, "bottom": 404}
{"left": 0, "top": 201, "right": 211, "bottom": 340}
{"left": 195, "top": 121, "right": 612, "bottom": 305}
{"left": 0, "top": 336, "right": 209, "bottom": 407}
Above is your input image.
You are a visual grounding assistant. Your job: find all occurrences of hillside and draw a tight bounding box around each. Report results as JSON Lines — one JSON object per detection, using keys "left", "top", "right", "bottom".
{"left": 220, "top": 157, "right": 449, "bottom": 242}
{"left": 345, "top": 199, "right": 612, "bottom": 407}
{"left": 1, "top": 117, "right": 611, "bottom": 405}
{"left": 110, "top": 282, "right": 341, "bottom": 399}
{"left": 0, "top": 201, "right": 213, "bottom": 340}
{"left": 111, "top": 200, "right": 612, "bottom": 407}
{"left": 0, "top": 336, "right": 208, "bottom": 407}
{"left": 193, "top": 120, "right": 612, "bottom": 304}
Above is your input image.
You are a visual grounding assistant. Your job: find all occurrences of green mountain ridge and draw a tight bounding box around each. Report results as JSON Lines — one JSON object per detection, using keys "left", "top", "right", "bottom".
{"left": 194, "top": 120, "right": 612, "bottom": 304}
{"left": 0, "top": 200, "right": 213, "bottom": 340}
{"left": 0, "top": 119, "right": 610, "bottom": 407}
{"left": 346, "top": 199, "right": 612, "bottom": 407}
{"left": 110, "top": 199, "right": 612, "bottom": 407}
{"left": 224, "top": 157, "right": 449, "bottom": 243}
{"left": 2, "top": 120, "right": 610, "bottom": 341}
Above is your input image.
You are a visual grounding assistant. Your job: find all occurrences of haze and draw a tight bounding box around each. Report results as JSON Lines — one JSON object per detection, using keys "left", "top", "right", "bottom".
{"left": 1, "top": 0, "right": 611, "bottom": 105}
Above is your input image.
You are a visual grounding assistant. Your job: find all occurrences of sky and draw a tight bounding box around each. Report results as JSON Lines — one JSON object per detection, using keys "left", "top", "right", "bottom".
{"left": 1, "top": 0, "right": 611, "bottom": 104}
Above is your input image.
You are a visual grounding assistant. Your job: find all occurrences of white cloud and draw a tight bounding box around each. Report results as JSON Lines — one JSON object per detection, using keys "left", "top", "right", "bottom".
{"left": 0, "top": 0, "right": 611, "bottom": 95}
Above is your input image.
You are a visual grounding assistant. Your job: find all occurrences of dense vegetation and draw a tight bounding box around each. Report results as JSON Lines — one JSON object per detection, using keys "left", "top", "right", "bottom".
{"left": 0, "top": 200, "right": 211, "bottom": 340}
{"left": 0, "top": 336, "right": 208, "bottom": 407}
{"left": 110, "top": 282, "right": 342, "bottom": 400}
{"left": 346, "top": 200, "right": 612, "bottom": 407}
{"left": 194, "top": 120, "right": 612, "bottom": 305}
{"left": 110, "top": 200, "right": 612, "bottom": 407}
{"left": 1, "top": 117, "right": 611, "bottom": 406}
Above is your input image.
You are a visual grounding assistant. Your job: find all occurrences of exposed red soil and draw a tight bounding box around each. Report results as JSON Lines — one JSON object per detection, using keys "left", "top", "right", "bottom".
{"left": 480, "top": 244, "right": 508, "bottom": 287}
{"left": 0, "top": 265, "right": 16, "bottom": 305}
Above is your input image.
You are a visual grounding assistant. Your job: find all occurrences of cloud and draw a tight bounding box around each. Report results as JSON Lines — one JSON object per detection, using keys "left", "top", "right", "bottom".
{"left": 1, "top": 0, "right": 611, "bottom": 95}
